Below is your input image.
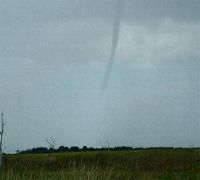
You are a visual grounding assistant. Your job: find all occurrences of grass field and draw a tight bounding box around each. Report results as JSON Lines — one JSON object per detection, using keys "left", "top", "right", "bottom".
{"left": 0, "top": 149, "right": 199, "bottom": 179}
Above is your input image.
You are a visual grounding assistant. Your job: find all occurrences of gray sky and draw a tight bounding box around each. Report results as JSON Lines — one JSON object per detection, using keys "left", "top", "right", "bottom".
{"left": 0, "top": 0, "right": 199, "bottom": 153}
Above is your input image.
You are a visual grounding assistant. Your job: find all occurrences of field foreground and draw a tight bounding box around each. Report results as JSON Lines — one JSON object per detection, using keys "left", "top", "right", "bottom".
{"left": 0, "top": 149, "right": 200, "bottom": 180}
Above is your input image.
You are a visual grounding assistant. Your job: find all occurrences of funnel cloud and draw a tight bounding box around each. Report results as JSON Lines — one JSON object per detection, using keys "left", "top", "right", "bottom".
{"left": 0, "top": 0, "right": 199, "bottom": 153}
{"left": 101, "top": 0, "right": 125, "bottom": 92}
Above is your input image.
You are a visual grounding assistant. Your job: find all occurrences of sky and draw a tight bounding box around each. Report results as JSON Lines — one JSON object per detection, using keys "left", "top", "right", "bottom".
{"left": 0, "top": 0, "right": 199, "bottom": 153}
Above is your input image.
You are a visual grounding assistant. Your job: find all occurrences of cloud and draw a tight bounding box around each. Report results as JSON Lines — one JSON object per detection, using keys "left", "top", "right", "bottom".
{"left": 117, "top": 18, "right": 200, "bottom": 69}
{"left": 0, "top": 0, "right": 199, "bottom": 70}
{"left": 124, "top": 0, "right": 200, "bottom": 24}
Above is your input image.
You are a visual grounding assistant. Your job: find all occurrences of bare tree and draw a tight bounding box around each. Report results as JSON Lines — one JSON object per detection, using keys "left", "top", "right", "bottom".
{"left": 99, "top": 139, "right": 110, "bottom": 151}
{"left": 98, "top": 140, "right": 104, "bottom": 149}
{"left": 0, "top": 109, "right": 5, "bottom": 167}
{"left": 46, "top": 138, "right": 56, "bottom": 150}
{"left": 46, "top": 138, "right": 56, "bottom": 164}
{"left": 106, "top": 140, "right": 110, "bottom": 151}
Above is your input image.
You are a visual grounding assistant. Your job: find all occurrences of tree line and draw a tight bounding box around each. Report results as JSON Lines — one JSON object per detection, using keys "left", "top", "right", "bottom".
{"left": 16, "top": 146, "right": 196, "bottom": 154}
{"left": 18, "top": 146, "right": 133, "bottom": 154}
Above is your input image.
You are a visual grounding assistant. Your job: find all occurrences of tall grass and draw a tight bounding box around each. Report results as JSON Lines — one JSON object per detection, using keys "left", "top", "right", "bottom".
{"left": 1, "top": 149, "right": 199, "bottom": 179}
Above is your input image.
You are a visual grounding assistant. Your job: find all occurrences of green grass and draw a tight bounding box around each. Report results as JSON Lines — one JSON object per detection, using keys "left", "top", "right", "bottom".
{"left": 0, "top": 149, "right": 200, "bottom": 179}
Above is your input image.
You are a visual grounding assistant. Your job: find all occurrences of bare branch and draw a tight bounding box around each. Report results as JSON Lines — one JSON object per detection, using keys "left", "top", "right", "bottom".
{"left": 0, "top": 108, "right": 5, "bottom": 167}
{"left": 98, "top": 140, "right": 104, "bottom": 148}
{"left": 46, "top": 138, "right": 56, "bottom": 149}
{"left": 106, "top": 140, "right": 110, "bottom": 151}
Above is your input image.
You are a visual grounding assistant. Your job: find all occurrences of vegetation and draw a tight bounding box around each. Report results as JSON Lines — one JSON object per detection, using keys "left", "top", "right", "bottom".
{"left": 18, "top": 146, "right": 135, "bottom": 154}
{"left": 0, "top": 148, "right": 199, "bottom": 179}
{"left": 18, "top": 145, "right": 198, "bottom": 154}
